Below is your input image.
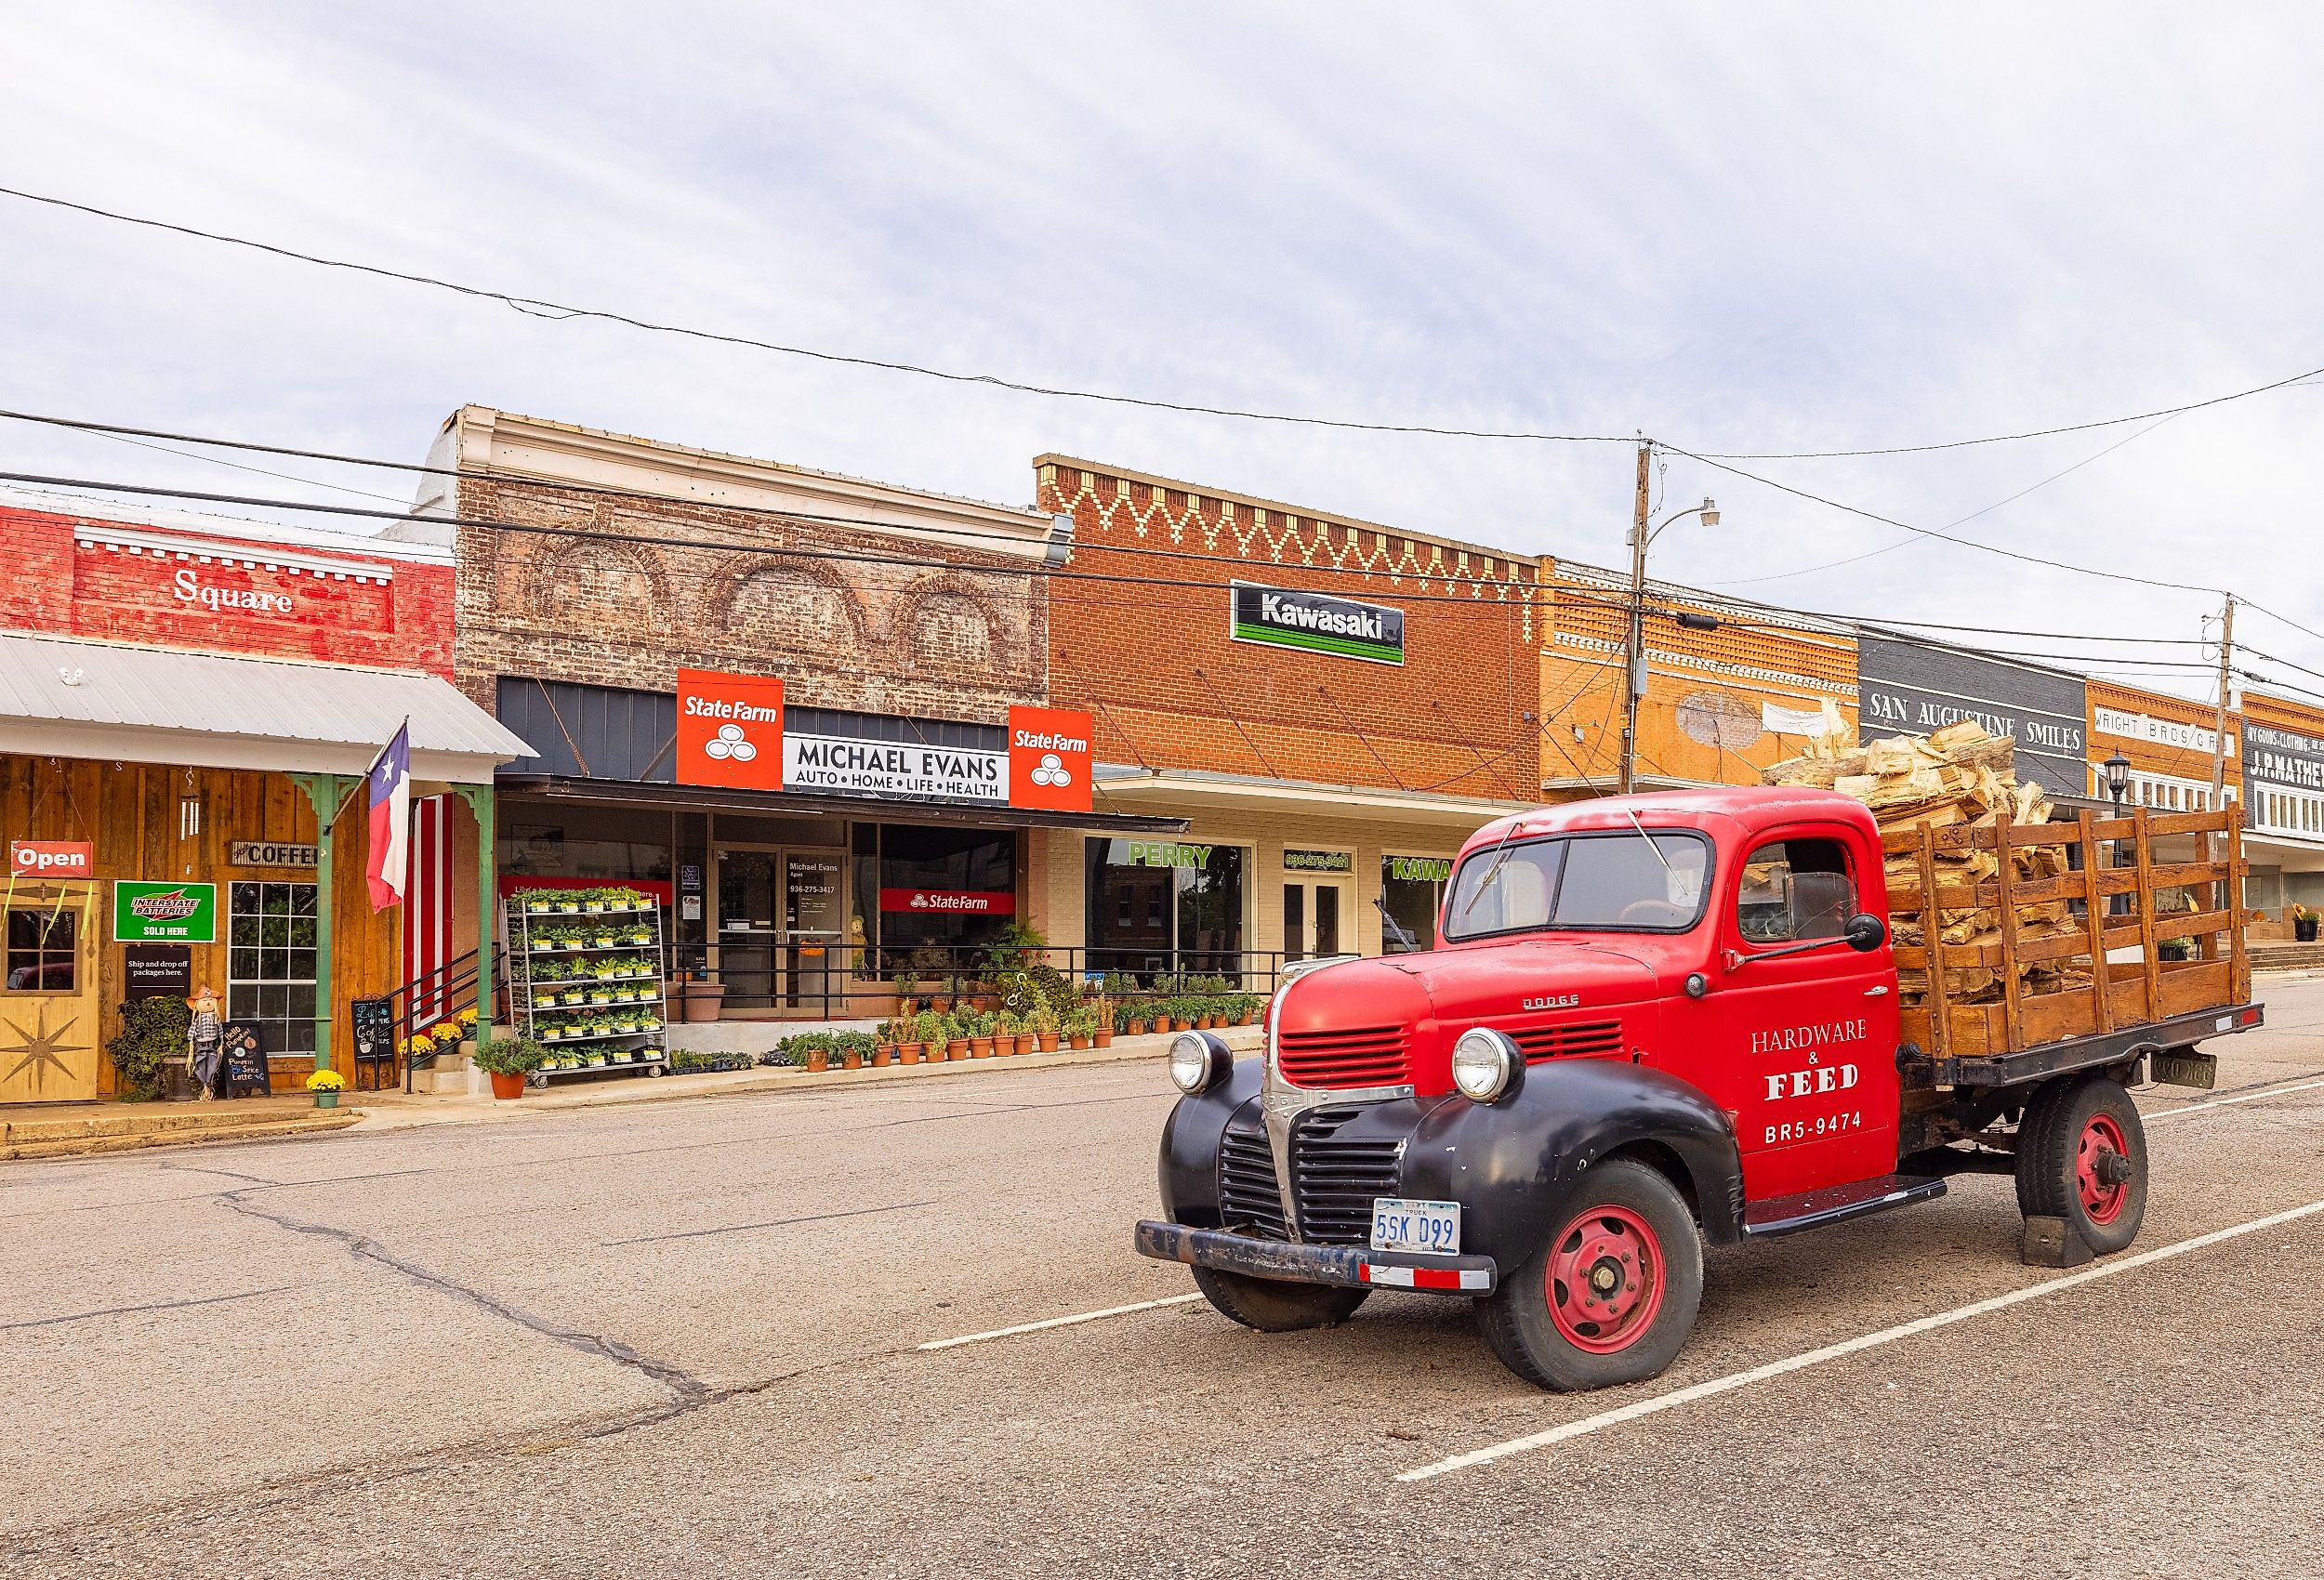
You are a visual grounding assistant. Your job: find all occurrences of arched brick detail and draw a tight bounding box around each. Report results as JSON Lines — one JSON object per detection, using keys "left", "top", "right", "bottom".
{"left": 523, "top": 536, "right": 672, "bottom": 634}
{"left": 893, "top": 571, "right": 1016, "bottom": 677}
{"left": 714, "top": 556, "right": 869, "bottom": 652}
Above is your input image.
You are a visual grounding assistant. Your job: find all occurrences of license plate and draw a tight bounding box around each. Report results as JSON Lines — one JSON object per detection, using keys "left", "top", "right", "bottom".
{"left": 1370, "top": 1196, "right": 1460, "bottom": 1256}
{"left": 2154, "top": 1050, "right": 2217, "bottom": 1089}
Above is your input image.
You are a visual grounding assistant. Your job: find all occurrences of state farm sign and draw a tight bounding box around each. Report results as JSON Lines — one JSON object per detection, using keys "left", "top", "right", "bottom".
{"left": 1007, "top": 706, "right": 1093, "bottom": 814}
{"left": 676, "top": 668, "right": 786, "bottom": 792}
{"left": 878, "top": 888, "right": 1016, "bottom": 915}
{"left": 10, "top": 840, "right": 93, "bottom": 877}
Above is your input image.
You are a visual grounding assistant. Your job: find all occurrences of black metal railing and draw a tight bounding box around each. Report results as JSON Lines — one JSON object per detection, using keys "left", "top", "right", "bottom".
{"left": 392, "top": 946, "right": 502, "bottom": 1092}
{"left": 650, "top": 941, "right": 1339, "bottom": 1022}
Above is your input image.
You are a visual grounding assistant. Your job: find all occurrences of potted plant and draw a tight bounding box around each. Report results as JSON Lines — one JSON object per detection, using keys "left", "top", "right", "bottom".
{"left": 841, "top": 1033, "right": 867, "bottom": 1072}
{"left": 473, "top": 1037, "right": 546, "bottom": 1100}
{"left": 894, "top": 971, "right": 920, "bottom": 1016}
{"left": 306, "top": 1068, "right": 346, "bottom": 1109}
{"left": 968, "top": 1009, "right": 996, "bottom": 1059}
{"left": 1065, "top": 1007, "right": 1094, "bottom": 1051}
{"left": 581, "top": 888, "right": 607, "bottom": 915}
{"left": 930, "top": 981, "right": 955, "bottom": 1014}
{"left": 1029, "top": 1002, "right": 1062, "bottom": 1053}
{"left": 1092, "top": 1007, "right": 1115, "bottom": 1049}
{"left": 798, "top": 1034, "right": 831, "bottom": 1073}
{"left": 522, "top": 891, "right": 554, "bottom": 915}
{"left": 944, "top": 1009, "right": 971, "bottom": 1061}
{"left": 555, "top": 892, "right": 581, "bottom": 914}
{"left": 2297, "top": 904, "right": 2319, "bottom": 943}
{"left": 874, "top": 1020, "right": 901, "bottom": 1066}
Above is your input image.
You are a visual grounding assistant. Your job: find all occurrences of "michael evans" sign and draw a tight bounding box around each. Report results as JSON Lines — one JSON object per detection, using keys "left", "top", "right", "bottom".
{"left": 1230, "top": 582, "right": 1406, "bottom": 666}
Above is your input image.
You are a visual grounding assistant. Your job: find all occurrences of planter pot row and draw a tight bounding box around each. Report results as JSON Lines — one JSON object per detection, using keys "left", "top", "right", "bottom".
{"left": 800, "top": 1031, "right": 1118, "bottom": 1073}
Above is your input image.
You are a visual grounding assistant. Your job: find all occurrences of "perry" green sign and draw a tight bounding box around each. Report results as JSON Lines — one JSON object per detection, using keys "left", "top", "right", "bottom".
{"left": 114, "top": 881, "right": 218, "bottom": 943}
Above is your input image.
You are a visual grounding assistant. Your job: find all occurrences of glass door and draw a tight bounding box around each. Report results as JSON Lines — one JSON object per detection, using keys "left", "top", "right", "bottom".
{"left": 715, "top": 849, "right": 780, "bottom": 1007}
{"left": 1282, "top": 877, "right": 1352, "bottom": 965}
{"left": 715, "top": 847, "right": 849, "bottom": 1011}
{"left": 783, "top": 851, "right": 845, "bottom": 1011}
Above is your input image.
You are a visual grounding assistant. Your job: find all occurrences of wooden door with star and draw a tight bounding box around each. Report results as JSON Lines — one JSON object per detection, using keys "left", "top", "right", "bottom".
{"left": 0, "top": 881, "right": 104, "bottom": 1104}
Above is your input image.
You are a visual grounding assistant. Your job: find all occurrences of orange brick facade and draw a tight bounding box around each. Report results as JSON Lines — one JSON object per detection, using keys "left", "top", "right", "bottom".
{"left": 1036, "top": 457, "right": 1542, "bottom": 797}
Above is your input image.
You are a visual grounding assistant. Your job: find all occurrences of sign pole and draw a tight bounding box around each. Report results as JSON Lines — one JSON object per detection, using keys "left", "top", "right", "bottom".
{"left": 291, "top": 773, "right": 357, "bottom": 1077}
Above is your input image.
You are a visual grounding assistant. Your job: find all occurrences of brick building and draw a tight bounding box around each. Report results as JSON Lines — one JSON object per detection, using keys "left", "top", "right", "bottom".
{"left": 420, "top": 409, "right": 1176, "bottom": 1020}
{"left": 0, "top": 488, "right": 524, "bottom": 1102}
{"left": 2237, "top": 688, "right": 2324, "bottom": 931}
{"left": 1540, "top": 565, "right": 1858, "bottom": 792}
{"left": 1033, "top": 455, "right": 1541, "bottom": 967}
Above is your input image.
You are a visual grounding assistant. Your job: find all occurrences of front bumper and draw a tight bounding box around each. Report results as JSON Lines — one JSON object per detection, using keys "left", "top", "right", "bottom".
{"left": 1135, "top": 1219, "right": 1499, "bottom": 1295}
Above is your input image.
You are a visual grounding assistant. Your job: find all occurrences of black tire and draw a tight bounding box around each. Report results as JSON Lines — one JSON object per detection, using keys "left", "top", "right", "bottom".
{"left": 2015, "top": 1073, "right": 2146, "bottom": 1255}
{"left": 1477, "top": 1158, "right": 1704, "bottom": 1391}
{"left": 1191, "top": 1266, "right": 1369, "bottom": 1332}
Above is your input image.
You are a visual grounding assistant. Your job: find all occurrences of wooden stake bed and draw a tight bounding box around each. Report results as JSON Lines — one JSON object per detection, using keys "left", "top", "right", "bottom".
{"left": 1883, "top": 807, "right": 2252, "bottom": 1063}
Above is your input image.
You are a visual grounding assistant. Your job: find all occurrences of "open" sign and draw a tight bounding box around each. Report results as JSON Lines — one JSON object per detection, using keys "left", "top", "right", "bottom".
{"left": 10, "top": 840, "right": 93, "bottom": 877}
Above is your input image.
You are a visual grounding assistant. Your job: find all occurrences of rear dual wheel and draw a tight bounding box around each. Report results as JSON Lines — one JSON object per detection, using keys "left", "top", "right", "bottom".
{"left": 1479, "top": 1159, "right": 1704, "bottom": 1391}
{"left": 2016, "top": 1073, "right": 2146, "bottom": 1255}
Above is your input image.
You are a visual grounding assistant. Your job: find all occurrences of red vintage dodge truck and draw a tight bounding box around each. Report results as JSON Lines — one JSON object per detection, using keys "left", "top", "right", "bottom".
{"left": 1135, "top": 785, "right": 2260, "bottom": 1390}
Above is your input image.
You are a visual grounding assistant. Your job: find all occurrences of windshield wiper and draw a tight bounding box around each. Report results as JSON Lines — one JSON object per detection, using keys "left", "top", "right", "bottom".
{"left": 1453, "top": 820, "right": 1524, "bottom": 927}
{"left": 1625, "top": 807, "right": 1672, "bottom": 871}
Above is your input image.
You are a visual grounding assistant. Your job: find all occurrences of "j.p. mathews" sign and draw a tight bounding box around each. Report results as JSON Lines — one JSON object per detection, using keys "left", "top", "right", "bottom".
{"left": 1230, "top": 582, "right": 1406, "bottom": 666}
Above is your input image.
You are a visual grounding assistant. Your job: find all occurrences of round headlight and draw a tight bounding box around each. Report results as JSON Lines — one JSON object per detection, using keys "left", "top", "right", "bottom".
{"left": 1450, "top": 1028, "right": 1520, "bottom": 1103}
{"left": 1169, "top": 1032, "right": 1220, "bottom": 1094}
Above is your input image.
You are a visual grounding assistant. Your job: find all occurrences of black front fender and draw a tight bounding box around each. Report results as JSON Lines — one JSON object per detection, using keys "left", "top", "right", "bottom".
{"left": 1400, "top": 1059, "right": 1745, "bottom": 1263}
{"left": 1156, "top": 1053, "right": 1264, "bottom": 1226}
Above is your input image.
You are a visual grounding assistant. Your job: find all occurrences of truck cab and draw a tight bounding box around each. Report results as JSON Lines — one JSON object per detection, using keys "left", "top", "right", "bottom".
{"left": 1136, "top": 786, "right": 2258, "bottom": 1390}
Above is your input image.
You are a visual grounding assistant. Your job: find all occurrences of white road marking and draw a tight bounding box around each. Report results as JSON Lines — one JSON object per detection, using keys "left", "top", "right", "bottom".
{"left": 1397, "top": 1192, "right": 2324, "bottom": 1483}
{"left": 2146, "top": 1074, "right": 2324, "bottom": 1121}
{"left": 919, "top": 1292, "right": 1203, "bottom": 1350}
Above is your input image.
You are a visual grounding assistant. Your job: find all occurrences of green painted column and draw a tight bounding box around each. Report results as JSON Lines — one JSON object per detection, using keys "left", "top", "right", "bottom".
{"left": 456, "top": 782, "right": 497, "bottom": 1050}
{"left": 290, "top": 773, "right": 355, "bottom": 1075}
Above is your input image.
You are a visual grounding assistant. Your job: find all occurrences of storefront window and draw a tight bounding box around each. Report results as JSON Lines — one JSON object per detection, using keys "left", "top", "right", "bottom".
{"left": 500, "top": 801, "right": 673, "bottom": 882}
{"left": 1086, "top": 839, "right": 1248, "bottom": 981}
{"left": 228, "top": 881, "right": 317, "bottom": 1055}
{"left": 1380, "top": 854, "right": 1452, "bottom": 953}
{"left": 5, "top": 908, "right": 76, "bottom": 992}
{"left": 876, "top": 825, "right": 1019, "bottom": 976}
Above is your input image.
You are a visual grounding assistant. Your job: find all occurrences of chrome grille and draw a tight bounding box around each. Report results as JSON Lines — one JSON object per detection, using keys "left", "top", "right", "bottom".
{"left": 1276, "top": 1024, "right": 1408, "bottom": 1089}
{"left": 1508, "top": 1019, "right": 1625, "bottom": 1061}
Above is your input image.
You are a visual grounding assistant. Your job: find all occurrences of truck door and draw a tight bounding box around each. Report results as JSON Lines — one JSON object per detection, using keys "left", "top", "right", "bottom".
{"left": 1698, "top": 827, "right": 1900, "bottom": 1200}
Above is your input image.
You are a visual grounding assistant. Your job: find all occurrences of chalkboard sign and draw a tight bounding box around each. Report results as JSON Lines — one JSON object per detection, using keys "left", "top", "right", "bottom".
{"left": 123, "top": 944, "right": 191, "bottom": 1004}
{"left": 350, "top": 997, "right": 397, "bottom": 1088}
{"left": 221, "top": 1021, "right": 270, "bottom": 1097}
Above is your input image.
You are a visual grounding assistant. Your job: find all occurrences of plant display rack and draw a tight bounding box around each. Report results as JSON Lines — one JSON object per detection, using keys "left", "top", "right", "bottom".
{"left": 506, "top": 891, "right": 670, "bottom": 1085}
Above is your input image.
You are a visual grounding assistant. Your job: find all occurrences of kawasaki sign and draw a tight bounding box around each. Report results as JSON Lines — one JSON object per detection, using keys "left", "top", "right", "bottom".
{"left": 1231, "top": 581, "right": 1405, "bottom": 666}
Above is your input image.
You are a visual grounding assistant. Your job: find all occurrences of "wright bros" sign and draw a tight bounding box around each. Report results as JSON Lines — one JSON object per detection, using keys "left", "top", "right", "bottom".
{"left": 1230, "top": 582, "right": 1406, "bottom": 666}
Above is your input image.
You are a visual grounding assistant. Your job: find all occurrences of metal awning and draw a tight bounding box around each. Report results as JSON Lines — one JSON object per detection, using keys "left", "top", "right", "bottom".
{"left": 0, "top": 631, "right": 534, "bottom": 784}
{"left": 498, "top": 773, "right": 1189, "bottom": 834}
{"left": 1094, "top": 764, "right": 1529, "bottom": 827}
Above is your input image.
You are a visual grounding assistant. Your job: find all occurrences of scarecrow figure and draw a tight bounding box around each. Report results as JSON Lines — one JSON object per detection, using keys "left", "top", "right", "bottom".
{"left": 186, "top": 984, "right": 225, "bottom": 1099}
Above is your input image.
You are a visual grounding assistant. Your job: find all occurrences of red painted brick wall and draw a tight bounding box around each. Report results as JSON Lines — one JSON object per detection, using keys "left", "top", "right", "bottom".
{"left": 0, "top": 505, "right": 455, "bottom": 676}
{"left": 1037, "top": 460, "right": 1541, "bottom": 798}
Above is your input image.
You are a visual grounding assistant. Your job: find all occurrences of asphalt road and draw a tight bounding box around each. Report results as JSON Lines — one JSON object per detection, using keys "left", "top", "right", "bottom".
{"left": 6, "top": 978, "right": 2323, "bottom": 1578}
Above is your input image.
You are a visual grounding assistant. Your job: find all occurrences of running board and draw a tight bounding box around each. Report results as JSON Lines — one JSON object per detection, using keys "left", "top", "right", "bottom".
{"left": 1742, "top": 1174, "right": 1947, "bottom": 1239}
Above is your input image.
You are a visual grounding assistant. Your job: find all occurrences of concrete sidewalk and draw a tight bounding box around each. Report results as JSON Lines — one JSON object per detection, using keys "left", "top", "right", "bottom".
{"left": 347, "top": 1025, "right": 1261, "bottom": 1132}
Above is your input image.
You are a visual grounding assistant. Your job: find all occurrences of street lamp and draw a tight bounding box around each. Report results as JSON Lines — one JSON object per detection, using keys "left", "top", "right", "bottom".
{"left": 2102, "top": 752, "right": 2132, "bottom": 819}
{"left": 1618, "top": 493, "right": 1720, "bottom": 794}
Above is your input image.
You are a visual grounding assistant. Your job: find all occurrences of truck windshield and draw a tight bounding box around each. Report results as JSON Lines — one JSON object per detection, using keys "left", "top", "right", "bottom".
{"left": 1442, "top": 832, "right": 1710, "bottom": 941}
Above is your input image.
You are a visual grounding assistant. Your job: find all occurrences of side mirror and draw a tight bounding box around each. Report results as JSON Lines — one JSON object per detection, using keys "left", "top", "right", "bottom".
{"left": 1844, "top": 913, "right": 1886, "bottom": 953}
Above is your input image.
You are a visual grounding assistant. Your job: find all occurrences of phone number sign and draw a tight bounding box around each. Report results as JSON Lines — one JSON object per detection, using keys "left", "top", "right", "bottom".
{"left": 113, "top": 880, "right": 218, "bottom": 943}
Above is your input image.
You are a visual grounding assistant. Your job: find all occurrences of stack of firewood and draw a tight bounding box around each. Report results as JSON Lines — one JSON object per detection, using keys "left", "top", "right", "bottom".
{"left": 1763, "top": 713, "right": 2088, "bottom": 1007}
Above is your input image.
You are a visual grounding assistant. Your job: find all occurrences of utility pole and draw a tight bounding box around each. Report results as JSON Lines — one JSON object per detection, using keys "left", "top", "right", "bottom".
{"left": 1618, "top": 440, "right": 1652, "bottom": 795}
{"left": 2210, "top": 594, "right": 2236, "bottom": 808}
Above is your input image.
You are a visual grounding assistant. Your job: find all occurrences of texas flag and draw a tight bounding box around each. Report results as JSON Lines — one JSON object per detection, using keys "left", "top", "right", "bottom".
{"left": 365, "top": 720, "right": 411, "bottom": 911}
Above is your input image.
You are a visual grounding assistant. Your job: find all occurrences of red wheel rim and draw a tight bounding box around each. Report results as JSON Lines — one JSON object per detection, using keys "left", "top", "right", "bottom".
{"left": 2076, "top": 1113, "right": 2132, "bottom": 1225}
{"left": 1544, "top": 1205, "right": 1665, "bottom": 1353}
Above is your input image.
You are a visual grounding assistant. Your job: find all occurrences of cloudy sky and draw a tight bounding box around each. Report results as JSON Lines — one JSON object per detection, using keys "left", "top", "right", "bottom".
{"left": 6, "top": 2, "right": 2321, "bottom": 704}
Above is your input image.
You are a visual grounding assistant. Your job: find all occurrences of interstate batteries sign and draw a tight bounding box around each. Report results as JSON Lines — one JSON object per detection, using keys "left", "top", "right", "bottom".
{"left": 113, "top": 881, "right": 218, "bottom": 943}
{"left": 1230, "top": 582, "right": 1405, "bottom": 666}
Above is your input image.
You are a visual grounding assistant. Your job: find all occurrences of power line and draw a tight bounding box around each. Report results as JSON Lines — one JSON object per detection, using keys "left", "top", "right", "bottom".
{"left": 1661, "top": 441, "right": 2221, "bottom": 596}
{"left": 0, "top": 186, "right": 1634, "bottom": 446}
{"left": 2240, "top": 598, "right": 2324, "bottom": 652}
{"left": 1, "top": 406, "right": 2267, "bottom": 652}
{"left": 1693, "top": 367, "right": 2324, "bottom": 461}
{"left": 1708, "top": 411, "right": 2185, "bottom": 587}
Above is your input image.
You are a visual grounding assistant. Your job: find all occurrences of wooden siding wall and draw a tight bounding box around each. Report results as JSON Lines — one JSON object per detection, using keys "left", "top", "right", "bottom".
{"left": 0, "top": 755, "right": 402, "bottom": 1095}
